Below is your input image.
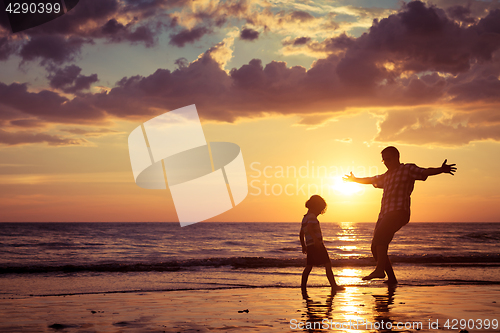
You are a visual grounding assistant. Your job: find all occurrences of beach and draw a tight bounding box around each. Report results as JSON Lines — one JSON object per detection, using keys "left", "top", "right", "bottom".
{"left": 1, "top": 284, "right": 499, "bottom": 332}
{"left": 1, "top": 222, "right": 499, "bottom": 332}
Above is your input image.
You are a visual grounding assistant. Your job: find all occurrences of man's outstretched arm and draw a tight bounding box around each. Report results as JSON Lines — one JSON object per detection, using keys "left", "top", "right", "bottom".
{"left": 423, "top": 159, "right": 457, "bottom": 177}
{"left": 342, "top": 172, "right": 375, "bottom": 184}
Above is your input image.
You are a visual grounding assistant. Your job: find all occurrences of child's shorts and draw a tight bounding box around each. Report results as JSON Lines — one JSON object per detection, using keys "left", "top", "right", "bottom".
{"left": 306, "top": 243, "right": 331, "bottom": 266}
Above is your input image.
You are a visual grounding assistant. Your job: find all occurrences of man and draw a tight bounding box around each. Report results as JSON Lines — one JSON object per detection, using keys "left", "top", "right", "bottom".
{"left": 343, "top": 146, "right": 456, "bottom": 284}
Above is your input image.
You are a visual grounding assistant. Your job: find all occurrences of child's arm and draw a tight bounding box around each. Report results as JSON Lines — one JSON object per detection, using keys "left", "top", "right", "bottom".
{"left": 299, "top": 228, "right": 307, "bottom": 254}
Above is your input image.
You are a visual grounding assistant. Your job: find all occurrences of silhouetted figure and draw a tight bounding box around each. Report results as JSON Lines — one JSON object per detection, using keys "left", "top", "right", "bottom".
{"left": 302, "top": 291, "right": 335, "bottom": 333}
{"left": 300, "top": 195, "right": 344, "bottom": 293}
{"left": 343, "top": 146, "right": 456, "bottom": 283}
{"left": 372, "top": 284, "right": 397, "bottom": 332}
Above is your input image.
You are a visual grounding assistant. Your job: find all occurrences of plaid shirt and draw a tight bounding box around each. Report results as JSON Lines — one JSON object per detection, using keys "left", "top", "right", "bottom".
{"left": 372, "top": 163, "right": 428, "bottom": 218}
{"left": 301, "top": 213, "right": 323, "bottom": 246}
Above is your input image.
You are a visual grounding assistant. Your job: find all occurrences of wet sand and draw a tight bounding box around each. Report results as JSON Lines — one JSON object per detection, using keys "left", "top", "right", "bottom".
{"left": 1, "top": 284, "right": 499, "bottom": 332}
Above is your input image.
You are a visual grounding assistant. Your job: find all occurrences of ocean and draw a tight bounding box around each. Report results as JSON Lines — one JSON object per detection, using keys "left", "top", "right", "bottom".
{"left": 1, "top": 222, "right": 499, "bottom": 298}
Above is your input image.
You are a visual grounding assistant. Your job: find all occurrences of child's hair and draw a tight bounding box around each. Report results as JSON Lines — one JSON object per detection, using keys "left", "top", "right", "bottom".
{"left": 305, "top": 195, "right": 327, "bottom": 214}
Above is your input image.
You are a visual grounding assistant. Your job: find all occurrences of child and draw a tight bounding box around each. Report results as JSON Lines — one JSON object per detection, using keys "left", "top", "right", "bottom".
{"left": 300, "top": 195, "right": 343, "bottom": 293}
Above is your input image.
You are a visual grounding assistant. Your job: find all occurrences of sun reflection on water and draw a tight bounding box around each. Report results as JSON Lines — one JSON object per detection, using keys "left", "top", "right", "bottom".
{"left": 337, "top": 268, "right": 363, "bottom": 286}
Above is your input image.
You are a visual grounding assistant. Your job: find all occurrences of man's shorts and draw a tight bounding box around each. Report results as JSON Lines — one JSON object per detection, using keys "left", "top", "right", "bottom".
{"left": 372, "top": 210, "right": 410, "bottom": 246}
{"left": 306, "top": 243, "right": 331, "bottom": 266}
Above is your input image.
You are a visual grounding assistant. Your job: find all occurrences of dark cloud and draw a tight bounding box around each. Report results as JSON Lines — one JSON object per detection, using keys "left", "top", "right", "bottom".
{"left": 447, "top": 5, "right": 476, "bottom": 24}
{"left": 169, "top": 26, "right": 211, "bottom": 47}
{"left": 1, "top": 0, "right": 342, "bottom": 65}
{"left": 19, "top": 35, "right": 89, "bottom": 65}
{"left": 25, "top": 0, "right": 120, "bottom": 36}
{"left": 48, "top": 65, "right": 99, "bottom": 93}
{"left": 327, "top": 0, "right": 500, "bottom": 92}
{"left": 449, "top": 75, "right": 500, "bottom": 103}
{"left": 282, "top": 37, "right": 311, "bottom": 46}
{"left": 1, "top": 1, "right": 500, "bottom": 146}
{"left": 0, "top": 5, "right": 11, "bottom": 32}
{"left": 120, "top": 0, "right": 190, "bottom": 16}
{"left": 240, "top": 28, "right": 259, "bottom": 41}
{"left": 325, "top": 33, "right": 356, "bottom": 51}
{"left": 98, "top": 19, "right": 158, "bottom": 47}
{"left": 100, "top": 18, "right": 127, "bottom": 35}
{"left": 430, "top": 0, "right": 500, "bottom": 20}
{"left": 282, "top": 34, "right": 355, "bottom": 55}
{"left": 0, "top": 128, "right": 87, "bottom": 146}
{"left": 0, "top": 37, "right": 18, "bottom": 61}
{"left": 290, "top": 11, "right": 314, "bottom": 22}
{"left": 1, "top": 0, "right": 173, "bottom": 64}
{"left": 292, "top": 37, "right": 310, "bottom": 45}
{"left": 9, "top": 119, "right": 46, "bottom": 128}
{"left": 0, "top": 82, "right": 106, "bottom": 123}
{"left": 174, "top": 57, "right": 189, "bottom": 68}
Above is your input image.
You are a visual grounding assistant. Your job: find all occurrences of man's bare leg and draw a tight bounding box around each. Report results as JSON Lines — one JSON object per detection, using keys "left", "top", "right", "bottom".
{"left": 384, "top": 257, "right": 398, "bottom": 284}
{"left": 363, "top": 245, "right": 388, "bottom": 280}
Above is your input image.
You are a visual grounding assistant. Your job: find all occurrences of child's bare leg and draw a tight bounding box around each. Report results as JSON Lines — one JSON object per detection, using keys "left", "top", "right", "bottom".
{"left": 325, "top": 262, "right": 344, "bottom": 290}
{"left": 301, "top": 265, "right": 313, "bottom": 291}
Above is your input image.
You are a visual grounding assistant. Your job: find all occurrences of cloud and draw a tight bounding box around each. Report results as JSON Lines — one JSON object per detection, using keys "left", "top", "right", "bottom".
{"left": 98, "top": 19, "right": 158, "bottom": 47}
{"left": 359, "top": 2, "right": 500, "bottom": 75}
{"left": 374, "top": 109, "right": 500, "bottom": 146}
{"left": 296, "top": 114, "right": 336, "bottom": 126}
{"left": 48, "top": 65, "right": 99, "bottom": 93}
{"left": 289, "top": 37, "right": 311, "bottom": 45}
{"left": 61, "top": 128, "right": 120, "bottom": 137}
{"left": 449, "top": 75, "right": 500, "bottom": 103}
{"left": 1, "top": 1, "right": 500, "bottom": 147}
{"left": 205, "top": 32, "right": 236, "bottom": 69}
{"left": 1, "top": 0, "right": 175, "bottom": 64}
{"left": 169, "top": 26, "right": 211, "bottom": 47}
{"left": 281, "top": 33, "right": 355, "bottom": 57}
{"left": 0, "top": 37, "right": 18, "bottom": 60}
{"left": 0, "top": 82, "right": 106, "bottom": 124}
{"left": 19, "top": 35, "right": 89, "bottom": 65}
{"left": 289, "top": 10, "right": 314, "bottom": 22}
{"left": 0, "top": 0, "right": 401, "bottom": 66}
{"left": 240, "top": 28, "right": 259, "bottom": 41}
{"left": 0, "top": 128, "right": 87, "bottom": 146}
{"left": 336, "top": 137, "right": 352, "bottom": 143}
{"left": 446, "top": 4, "right": 476, "bottom": 24}
{"left": 9, "top": 119, "right": 46, "bottom": 128}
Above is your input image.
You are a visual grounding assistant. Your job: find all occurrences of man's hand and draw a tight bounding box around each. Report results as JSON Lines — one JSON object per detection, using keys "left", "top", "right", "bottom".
{"left": 302, "top": 245, "right": 307, "bottom": 254}
{"left": 342, "top": 172, "right": 355, "bottom": 182}
{"left": 441, "top": 159, "right": 457, "bottom": 175}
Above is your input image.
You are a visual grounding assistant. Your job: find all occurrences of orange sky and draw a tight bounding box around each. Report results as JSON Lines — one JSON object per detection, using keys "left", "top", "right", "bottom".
{"left": 1, "top": 0, "right": 499, "bottom": 222}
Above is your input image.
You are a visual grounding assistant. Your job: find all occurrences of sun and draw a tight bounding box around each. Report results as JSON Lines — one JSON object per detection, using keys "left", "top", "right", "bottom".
{"left": 331, "top": 176, "right": 363, "bottom": 196}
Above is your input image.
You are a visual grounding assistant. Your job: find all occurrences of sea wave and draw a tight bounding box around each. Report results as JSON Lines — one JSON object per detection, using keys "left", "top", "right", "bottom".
{"left": 459, "top": 231, "right": 500, "bottom": 242}
{"left": 2, "top": 253, "right": 500, "bottom": 274}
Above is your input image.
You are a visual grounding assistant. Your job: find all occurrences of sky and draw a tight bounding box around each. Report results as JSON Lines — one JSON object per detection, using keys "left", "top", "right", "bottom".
{"left": 0, "top": 0, "right": 499, "bottom": 223}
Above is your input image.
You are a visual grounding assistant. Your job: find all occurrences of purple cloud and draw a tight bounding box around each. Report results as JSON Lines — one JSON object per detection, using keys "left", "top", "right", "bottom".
{"left": 169, "top": 26, "right": 211, "bottom": 47}
{"left": 240, "top": 28, "right": 259, "bottom": 41}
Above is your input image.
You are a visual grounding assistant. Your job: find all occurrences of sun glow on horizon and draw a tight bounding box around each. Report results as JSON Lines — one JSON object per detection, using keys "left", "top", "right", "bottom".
{"left": 331, "top": 177, "right": 363, "bottom": 196}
